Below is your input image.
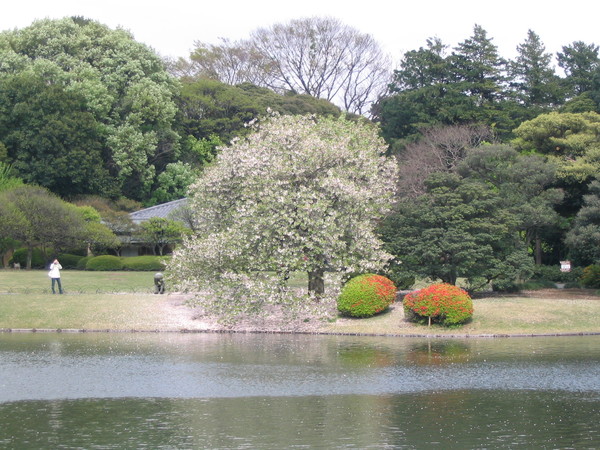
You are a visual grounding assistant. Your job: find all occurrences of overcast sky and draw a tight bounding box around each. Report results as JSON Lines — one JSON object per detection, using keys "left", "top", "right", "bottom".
{"left": 1, "top": 0, "right": 598, "bottom": 64}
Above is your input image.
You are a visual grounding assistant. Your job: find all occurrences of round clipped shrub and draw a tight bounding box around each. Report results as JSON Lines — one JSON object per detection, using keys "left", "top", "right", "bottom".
{"left": 122, "top": 255, "right": 167, "bottom": 271}
{"left": 57, "top": 253, "right": 84, "bottom": 269}
{"left": 76, "top": 255, "right": 93, "bottom": 270}
{"left": 580, "top": 264, "right": 600, "bottom": 288}
{"left": 86, "top": 255, "right": 124, "bottom": 271}
{"left": 337, "top": 274, "right": 397, "bottom": 318}
{"left": 403, "top": 283, "right": 473, "bottom": 326}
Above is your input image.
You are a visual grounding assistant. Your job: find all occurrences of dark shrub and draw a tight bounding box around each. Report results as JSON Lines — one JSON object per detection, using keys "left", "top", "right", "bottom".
{"left": 9, "top": 248, "right": 45, "bottom": 269}
{"left": 122, "top": 255, "right": 167, "bottom": 271}
{"left": 531, "top": 265, "right": 583, "bottom": 283}
{"left": 57, "top": 253, "right": 84, "bottom": 269}
{"left": 337, "top": 274, "right": 397, "bottom": 318}
{"left": 86, "top": 255, "right": 124, "bottom": 271}
{"left": 580, "top": 265, "right": 600, "bottom": 288}
{"left": 403, "top": 283, "right": 473, "bottom": 326}
{"left": 492, "top": 279, "right": 520, "bottom": 293}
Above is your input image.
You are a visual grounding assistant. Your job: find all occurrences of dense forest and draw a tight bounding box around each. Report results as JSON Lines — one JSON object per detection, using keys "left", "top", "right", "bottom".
{"left": 0, "top": 16, "right": 599, "bottom": 283}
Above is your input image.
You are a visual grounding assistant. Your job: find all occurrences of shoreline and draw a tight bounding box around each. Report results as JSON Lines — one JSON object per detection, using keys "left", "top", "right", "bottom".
{"left": 2, "top": 327, "right": 600, "bottom": 338}
{"left": 2, "top": 288, "right": 600, "bottom": 338}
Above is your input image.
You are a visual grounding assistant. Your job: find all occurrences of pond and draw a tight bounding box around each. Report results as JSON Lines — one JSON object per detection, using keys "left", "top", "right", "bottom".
{"left": 1, "top": 332, "right": 599, "bottom": 448}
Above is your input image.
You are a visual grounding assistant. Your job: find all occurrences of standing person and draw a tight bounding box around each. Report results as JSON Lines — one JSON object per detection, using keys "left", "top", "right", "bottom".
{"left": 48, "top": 258, "right": 63, "bottom": 294}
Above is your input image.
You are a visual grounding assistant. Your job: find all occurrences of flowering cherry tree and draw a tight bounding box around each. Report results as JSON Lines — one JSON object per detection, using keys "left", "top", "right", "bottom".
{"left": 169, "top": 113, "right": 397, "bottom": 313}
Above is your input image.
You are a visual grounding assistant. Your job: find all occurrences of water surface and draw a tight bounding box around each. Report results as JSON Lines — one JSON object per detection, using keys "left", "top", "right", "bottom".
{"left": 1, "top": 333, "right": 598, "bottom": 448}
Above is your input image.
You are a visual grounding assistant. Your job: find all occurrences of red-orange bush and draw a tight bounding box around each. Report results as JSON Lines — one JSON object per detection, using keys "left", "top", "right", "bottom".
{"left": 337, "top": 274, "right": 397, "bottom": 318}
{"left": 403, "top": 283, "right": 473, "bottom": 326}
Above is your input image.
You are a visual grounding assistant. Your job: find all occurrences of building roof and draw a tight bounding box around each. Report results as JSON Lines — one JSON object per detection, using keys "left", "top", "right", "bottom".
{"left": 129, "top": 198, "right": 188, "bottom": 224}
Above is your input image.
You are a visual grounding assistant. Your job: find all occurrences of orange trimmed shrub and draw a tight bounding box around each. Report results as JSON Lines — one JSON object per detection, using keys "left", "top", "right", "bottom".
{"left": 403, "top": 283, "right": 473, "bottom": 326}
{"left": 337, "top": 274, "right": 397, "bottom": 318}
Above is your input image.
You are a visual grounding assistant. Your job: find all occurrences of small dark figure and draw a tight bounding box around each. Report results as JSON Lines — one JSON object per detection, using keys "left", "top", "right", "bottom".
{"left": 154, "top": 272, "right": 165, "bottom": 294}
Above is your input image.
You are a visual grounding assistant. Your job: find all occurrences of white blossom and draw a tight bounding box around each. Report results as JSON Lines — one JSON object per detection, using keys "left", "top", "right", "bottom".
{"left": 169, "top": 114, "right": 398, "bottom": 319}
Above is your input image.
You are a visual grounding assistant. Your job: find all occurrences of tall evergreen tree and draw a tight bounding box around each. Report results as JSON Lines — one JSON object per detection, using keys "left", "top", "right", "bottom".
{"left": 509, "top": 30, "right": 564, "bottom": 112}
{"left": 450, "top": 24, "right": 509, "bottom": 106}
{"left": 557, "top": 41, "right": 600, "bottom": 97}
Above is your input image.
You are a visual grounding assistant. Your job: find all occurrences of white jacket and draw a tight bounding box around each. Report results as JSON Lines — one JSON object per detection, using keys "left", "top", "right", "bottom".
{"left": 48, "top": 262, "right": 62, "bottom": 278}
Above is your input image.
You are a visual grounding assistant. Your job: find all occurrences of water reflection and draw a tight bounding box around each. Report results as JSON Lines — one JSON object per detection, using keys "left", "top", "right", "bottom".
{"left": 1, "top": 392, "right": 598, "bottom": 449}
{"left": 1, "top": 333, "right": 599, "bottom": 448}
{"left": 406, "top": 340, "right": 471, "bottom": 365}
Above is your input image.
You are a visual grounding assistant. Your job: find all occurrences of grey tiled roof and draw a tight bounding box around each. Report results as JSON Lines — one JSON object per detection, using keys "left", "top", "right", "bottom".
{"left": 129, "top": 198, "right": 188, "bottom": 224}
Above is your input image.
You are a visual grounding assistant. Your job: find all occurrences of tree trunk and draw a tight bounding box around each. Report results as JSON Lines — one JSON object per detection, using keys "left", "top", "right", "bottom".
{"left": 308, "top": 268, "right": 325, "bottom": 298}
{"left": 26, "top": 246, "right": 32, "bottom": 270}
{"left": 535, "top": 235, "right": 542, "bottom": 265}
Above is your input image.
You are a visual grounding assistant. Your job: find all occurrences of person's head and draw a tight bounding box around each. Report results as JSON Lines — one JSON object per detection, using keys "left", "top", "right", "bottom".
{"left": 53, "top": 259, "right": 59, "bottom": 264}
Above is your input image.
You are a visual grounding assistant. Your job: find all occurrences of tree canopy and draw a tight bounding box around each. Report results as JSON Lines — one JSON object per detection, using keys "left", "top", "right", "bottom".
{"left": 0, "top": 17, "right": 180, "bottom": 200}
{"left": 169, "top": 113, "right": 398, "bottom": 311}
{"left": 178, "top": 17, "right": 390, "bottom": 115}
{"left": 380, "top": 172, "right": 533, "bottom": 290}
{"left": 0, "top": 185, "right": 87, "bottom": 268}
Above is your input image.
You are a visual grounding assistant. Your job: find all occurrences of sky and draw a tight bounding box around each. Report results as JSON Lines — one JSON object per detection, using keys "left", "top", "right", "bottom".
{"left": 1, "top": 0, "right": 598, "bottom": 64}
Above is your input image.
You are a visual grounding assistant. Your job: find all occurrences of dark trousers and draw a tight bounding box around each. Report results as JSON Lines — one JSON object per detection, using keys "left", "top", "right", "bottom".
{"left": 51, "top": 277, "right": 63, "bottom": 294}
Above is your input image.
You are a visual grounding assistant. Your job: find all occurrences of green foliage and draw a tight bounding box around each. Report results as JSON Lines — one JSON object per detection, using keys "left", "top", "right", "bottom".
{"left": 138, "top": 217, "right": 186, "bottom": 255}
{"left": 176, "top": 79, "right": 341, "bottom": 147}
{"left": 149, "top": 162, "right": 195, "bottom": 205}
{"left": 580, "top": 265, "right": 600, "bottom": 288}
{"left": 85, "top": 255, "right": 124, "bottom": 271}
{"left": 517, "top": 279, "right": 558, "bottom": 290}
{"left": 376, "top": 26, "right": 521, "bottom": 149}
{"left": 0, "top": 72, "right": 114, "bottom": 198}
{"left": 76, "top": 255, "right": 93, "bottom": 270}
{"left": 0, "top": 185, "right": 87, "bottom": 266}
{"left": 0, "top": 17, "right": 180, "bottom": 201}
{"left": 380, "top": 172, "right": 533, "bottom": 290}
{"left": 337, "top": 274, "right": 397, "bottom": 318}
{"left": 565, "top": 179, "right": 600, "bottom": 265}
{"left": 557, "top": 41, "right": 600, "bottom": 97}
{"left": 122, "top": 256, "right": 168, "bottom": 271}
{"left": 512, "top": 112, "right": 600, "bottom": 189}
{"left": 56, "top": 253, "right": 84, "bottom": 269}
{"left": 509, "top": 30, "right": 565, "bottom": 111}
{"left": 9, "top": 248, "right": 45, "bottom": 269}
{"left": 385, "top": 269, "right": 416, "bottom": 290}
{"left": 403, "top": 283, "right": 474, "bottom": 326}
{"left": 0, "top": 162, "right": 23, "bottom": 192}
{"left": 456, "top": 144, "right": 563, "bottom": 265}
{"left": 530, "top": 265, "right": 584, "bottom": 283}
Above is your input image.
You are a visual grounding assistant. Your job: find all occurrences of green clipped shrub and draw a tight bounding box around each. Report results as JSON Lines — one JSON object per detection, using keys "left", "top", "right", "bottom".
{"left": 580, "top": 265, "right": 600, "bottom": 288}
{"left": 57, "top": 253, "right": 84, "bottom": 269}
{"left": 9, "top": 248, "right": 45, "bottom": 269}
{"left": 337, "top": 274, "right": 397, "bottom": 318}
{"left": 86, "top": 255, "right": 124, "bottom": 271}
{"left": 492, "top": 279, "right": 520, "bottom": 293}
{"left": 122, "top": 255, "right": 167, "bottom": 271}
{"left": 403, "top": 283, "right": 473, "bottom": 326}
{"left": 531, "top": 265, "right": 583, "bottom": 283}
{"left": 76, "top": 255, "right": 93, "bottom": 270}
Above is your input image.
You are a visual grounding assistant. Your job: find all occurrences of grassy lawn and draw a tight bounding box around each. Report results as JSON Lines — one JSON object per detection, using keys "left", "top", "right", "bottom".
{"left": 1, "top": 269, "right": 600, "bottom": 335}
{"left": 0, "top": 270, "right": 176, "bottom": 330}
{"left": 325, "top": 296, "right": 600, "bottom": 336}
{"left": 0, "top": 270, "right": 154, "bottom": 294}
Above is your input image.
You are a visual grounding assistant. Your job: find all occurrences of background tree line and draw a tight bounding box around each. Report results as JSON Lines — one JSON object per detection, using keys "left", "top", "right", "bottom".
{"left": 1, "top": 16, "right": 599, "bottom": 284}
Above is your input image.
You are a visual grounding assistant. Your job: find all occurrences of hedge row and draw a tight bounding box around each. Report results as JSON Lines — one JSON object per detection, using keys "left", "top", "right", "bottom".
{"left": 82, "top": 255, "right": 169, "bottom": 271}
{"left": 8, "top": 248, "right": 168, "bottom": 271}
